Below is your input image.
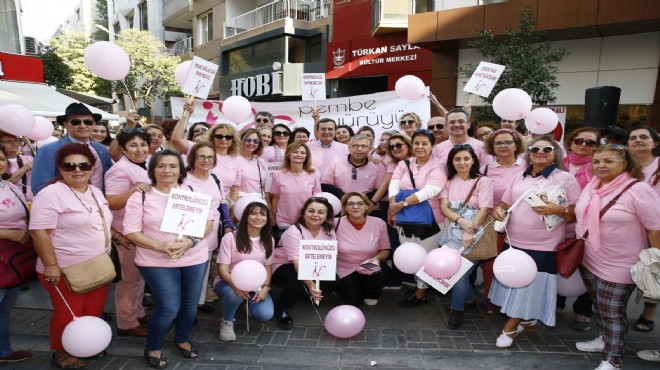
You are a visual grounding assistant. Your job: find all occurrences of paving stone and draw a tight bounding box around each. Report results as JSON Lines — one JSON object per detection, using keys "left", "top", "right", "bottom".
{"left": 287, "top": 327, "right": 306, "bottom": 340}
{"left": 405, "top": 329, "right": 421, "bottom": 342}
{"left": 349, "top": 341, "right": 381, "bottom": 348}
{"left": 304, "top": 327, "right": 322, "bottom": 340}
{"left": 270, "top": 332, "right": 290, "bottom": 346}
{"left": 259, "top": 347, "right": 340, "bottom": 366}
{"left": 407, "top": 342, "right": 439, "bottom": 349}
{"left": 421, "top": 329, "right": 436, "bottom": 342}
{"left": 365, "top": 328, "right": 381, "bottom": 342}
{"left": 380, "top": 334, "right": 397, "bottom": 349}
{"left": 451, "top": 337, "right": 472, "bottom": 350}
{"left": 286, "top": 339, "right": 318, "bottom": 347}
{"left": 436, "top": 336, "right": 456, "bottom": 350}
{"left": 317, "top": 333, "right": 336, "bottom": 348}
{"left": 465, "top": 331, "right": 485, "bottom": 344}
{"left": 382, "top": 328, "right": 405, "bottom": 335}
{"left": 255, "top": 331, "right": 274, "bottom": 345}
{"left": 341, "top": 349, "right": 425, "bottom": 368}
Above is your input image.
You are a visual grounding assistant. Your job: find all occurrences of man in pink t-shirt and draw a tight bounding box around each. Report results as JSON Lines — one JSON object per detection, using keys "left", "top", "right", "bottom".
{"left": 308, "top": 118, "right": 349, "bottom": 176}
{"left": 432, "top": 108, "right": 492, "bottom": 167}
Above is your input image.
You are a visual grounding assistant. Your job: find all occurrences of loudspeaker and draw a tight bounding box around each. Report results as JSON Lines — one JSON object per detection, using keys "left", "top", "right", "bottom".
{"left": 584, "top": 86, "right": 621, "bottom": 128}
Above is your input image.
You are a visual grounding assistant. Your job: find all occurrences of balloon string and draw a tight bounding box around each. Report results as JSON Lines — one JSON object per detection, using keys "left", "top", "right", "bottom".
{"left": 22, "top": 137, "right": 35, "bottom": 155}
{"left": 302, "top": 284, "right": 324, "bottom": 325}
{"left": 120, "top": 80, "right": 137, "bottom": 112}
{"left": 54, "top": 285, "right": 77, "bottom": 320}
{"left": 245, "top": 301, "right": 250, "bottom": 332}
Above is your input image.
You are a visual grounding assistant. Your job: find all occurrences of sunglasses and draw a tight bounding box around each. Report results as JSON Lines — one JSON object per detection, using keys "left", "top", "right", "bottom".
{"left": 192, "top": 127, "right": 208, "bottom": 134}
{"left": 572, "top": 138, "right": 598, "bottom": 147}
{"left": 427, "top": 124, "right": 444, "bottom": 131}
{"left": 255, "top": 118, "right": 270, "bottom": 123}
{"left": 69, "top": 119, "right": 95, "bottom": 126}
{"left": 273, "top": 131, "right": 290, "bottom": 137}
{"left": 213, "top": 134, "right": 234, "bottom": 141}
{"left": 244, "top": 138, "right": 260, "bottom": 145}
{"left": 61, "top": 162, "right": 93, "bottom": 172}
{"left": 414, "top": 129, "right": 433, "bottom": 136}
{"left": 529, "top": 146, "right": 554, "bottom": 153}
{"left": 453, "top": 144, "right": 472, "bottom": 149}
{"left": 389, "top": 143, "right": 404, "bottom": 151}
{"left": 400, "top": 120, "right": 416, "bottom": 126}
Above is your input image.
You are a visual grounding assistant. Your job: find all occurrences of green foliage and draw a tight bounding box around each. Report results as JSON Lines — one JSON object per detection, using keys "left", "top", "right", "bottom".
{"left": 458, "top": 8, "right": 568, "bottom": 123}
{"left": 41, "top": 44, "right": 74, "bottom": 88}
{"left": 91, "top": 0, "right": 109, "bottom": 42}
{"left": 43, "top": 31, "right": 97, "bottom": 94}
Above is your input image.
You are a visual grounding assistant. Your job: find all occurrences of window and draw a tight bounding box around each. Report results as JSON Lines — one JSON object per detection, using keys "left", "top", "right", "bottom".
{"left": 199, "top": 12, "right": 213, "bottom": 45}
{"left": 139, "top": 2, "right": 148, "bottom": 31}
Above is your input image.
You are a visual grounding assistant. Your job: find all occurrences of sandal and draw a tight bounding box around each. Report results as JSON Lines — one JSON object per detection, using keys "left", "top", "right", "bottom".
{"left": 51, "top": 352, "right": 89, "bottom": 369}
{"left": 496, "top": 329, "right": 521, "bottom": 349}
{"left": 518, "top": 319, "right": 539, "bottom": 332}
{"left": 174, "top": 341, "right": 198, "bottom": 359}
{"left": 635, "top": 317, "right": 654, "bottom": 332}
{"left": 83, "top": 350, "right": 107, "bottom": 360}
{"left": 143, "top": 349, "right": 168, "bottom": 369}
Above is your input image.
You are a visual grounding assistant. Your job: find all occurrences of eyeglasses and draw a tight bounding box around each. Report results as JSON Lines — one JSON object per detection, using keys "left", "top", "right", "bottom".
{"left": 389, "top": 143, "right": 404, "bottom": 151}
{"left": 61, "top": 162, "right": 93, "bottom": 172}
{"left": 572, "top": 138, "right": 598, "bottom": 147}
{"left": 346, "top": 201, "right": 366, "bottom": 208}
{"left": 351, "top": 144, "right": 369, "bottom": 150}
{"left": 195, "top": 155, "right": 214, "bottom": 161}
{"left": 69, "top": 119, "right": 96, "bottom": 126}
{"left": 255, "top": 118, "right": 270, "bottom": 124}
{"left": 192, "top": 127, "right": 208, "bottom": 134}
{"left": 273, "top": 131, "right": 290, "bottom": 137}
{"left": 0, "top": 138, "right": 20, "bottom": 145}
{"left": 448, "top": 119, "right": 468, "bottom": 125}
{"left": 476, "top": 131, "right": 493, "bottom": 140}
{"left": 400, "top": 120, "right": 416, "bottom": 126}
{"left": 122, "top": 127, "right": 144, "bottom": 134}
{"left": 244, "top": 138, "right": 260, "bottom": 145}
{"left": 453, "top": 144, "right": 472, "bottom": 149}
{"left": 529, "top": 146, "right": 554, "bottom": 153}
{"left": 213, "top": 134, "right": 234, "bottom": 141}
{"left": 493, "top": 140, "right": 515, "bottom": 148}
{"left": 427, "top": 124, "right": 444, "bottom": 131}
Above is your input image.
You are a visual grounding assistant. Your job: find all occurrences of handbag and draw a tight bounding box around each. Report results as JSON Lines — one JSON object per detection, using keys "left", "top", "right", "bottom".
{"left": 395, "top": 160, "right": 436, "bottom": 227}
{"left": 0, "top": 186, "right": 37, "bottom": 289}
{"left": 462, "top": 217, "right": 498, "bottom": 260}
{"left": 556, "top": 180, "right": 639, "bottom": 278}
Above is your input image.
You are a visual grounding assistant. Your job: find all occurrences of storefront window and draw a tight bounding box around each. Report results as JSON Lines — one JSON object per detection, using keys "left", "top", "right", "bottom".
{"left": 227, "top": 37, "right": 286, "bottom": 74}
{"left": 564, "top": 105, "right": 653, "bottom": 133}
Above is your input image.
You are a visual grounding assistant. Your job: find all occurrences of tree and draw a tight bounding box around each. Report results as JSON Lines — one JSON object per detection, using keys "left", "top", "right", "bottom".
{"left": 91, "top": 0, "right": 109, "bottom": 42}
{"left": 458, "top": 8, "right": 568, "bottom": 123}
{"left": 42, "top": 31, "right": 97, "bottom": 94}
{"left": 41, "top": 43, "right": 74, "bottom": 88}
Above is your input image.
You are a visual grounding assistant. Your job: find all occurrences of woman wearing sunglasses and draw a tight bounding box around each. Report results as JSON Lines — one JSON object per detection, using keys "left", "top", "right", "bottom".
{"left": 490, "top": 135, "right": 581, "bottom": 349}
{"left": 30, "top": 143, "right": 113, "bottom": 369}
{"left": 172, "top": 103, "right": 241, "bottom": 206}
{"left": 398, "top": 112, "right": 422, "bottom": 138}
{"left": 187, "top": 122, "right": 210, "bottom": 143}
{"left": 237, "top": 129, "right": 267, "bottom": 199}
{"left": 262, "top": 124, "right": 291, "bottom": 164}
{"left": 104, "top": 128, "right": 151, "bottom": 339}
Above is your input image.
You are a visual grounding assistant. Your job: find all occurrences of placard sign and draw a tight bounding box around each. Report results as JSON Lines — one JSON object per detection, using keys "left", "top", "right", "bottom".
{"left": 181, "top": 56, "right": 219, "bottom": 99}
{"left": 160, "top": 188, "right": 212, "bottom": 238}
{"left": 263, "top": 161, "right": 283, "bottom": 193}
{"left": 463, "top": 61, "right": 506, "bottom": 98}
{"left": 297, "top": 240, "right": 337, "bottom": 281}
{"left": 301, "top": 73, "right": 326, "bottom": 101}
{"left": 415, "top": 247, "right": 474, "bottom": 294}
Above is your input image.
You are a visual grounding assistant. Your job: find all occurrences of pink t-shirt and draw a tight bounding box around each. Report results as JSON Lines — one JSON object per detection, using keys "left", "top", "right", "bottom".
{"left": 30, "top": 182, "right": 113, "bottom": 273}
{"left": 432, "top": 137, "right": 493, "bottom": 168}
{"left": 269, "top": 169, "right": 321, "bottom": 227}
{"left": 480, "top": 157, "right": 527, "bottom": 208}
{"left": 321, "top": 155, "right": 386, "bottom": 194}
{"left": 104, "top": 156, "right": 150, "bottom": 233}
{"left": 271, "top": 224, "right": 337, "bottom": 272}
{"left": 392, "top": 157, "right": 447, "bottom": 224}
{"left": 217, "top": 231, "right": 274, "bottom": 272}
{"left": 123, "top": 186, "right": 211, "bottom": 267}
{"left": 335, "top": 216, "right": 389, "bottom": 278}
{"left": 501, "top": 169, "right": 581, "bottom": 251}
{"left": 261, "top": 145, "right": 286, "bottom": 163}
{"left": 441, "top": 176, "right": 493, "bottom": 210}
{"left": 577, "top": 180, "right": 660, "bottom": 284}
{"left": 183, "top": 174, "right": 224, "bottom": 252}
{"left": 236, "top": 155, "right": 267, "bottom": 196}
{"left": 0, "top": 182, "right": 29, "bottom": 230}
{"left": 642, "top": 158, "right": 659, "bottom": 196}
{"left": 212, "top": 154, "right": 241, "bottom": 196}
{"left": 7, "top": 155, "right": 34, "bottom": 201}
{"left": 308, "top": 140, "right": 349, "bottom": 176}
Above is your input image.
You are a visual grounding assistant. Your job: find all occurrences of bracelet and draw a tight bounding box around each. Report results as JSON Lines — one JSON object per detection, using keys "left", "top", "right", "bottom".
{"left": 455, "top": 216, "right": 463, "bottom": 223}
{"left": 262, "top": 284, "right": 270, "bottom": 288}
{"left": 188, "top": 236, "right": 200, "bottom": 247}
{"left": 44, "top": 261, "right": 58, "bottom": 266}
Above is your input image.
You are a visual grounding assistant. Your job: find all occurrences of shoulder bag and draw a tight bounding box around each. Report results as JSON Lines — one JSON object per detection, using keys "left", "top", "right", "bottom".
{"left": 0, "top": 186, "right": 37, "bottom": 289}
{"left": 395, "top": 160, "right": 440, "bottom": 239}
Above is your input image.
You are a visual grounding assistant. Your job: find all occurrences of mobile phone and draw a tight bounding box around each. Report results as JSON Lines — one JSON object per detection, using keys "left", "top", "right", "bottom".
{"left": 360, "top": 262, "right": 380, "bottom": 270}
{"left": 524, "top": 194, "right": 546, "bottom": 207}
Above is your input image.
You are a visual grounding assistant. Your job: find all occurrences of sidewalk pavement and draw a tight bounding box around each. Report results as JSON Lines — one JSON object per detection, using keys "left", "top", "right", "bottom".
{"left": 7, "top": 281, "right": 660, "bottom": 370}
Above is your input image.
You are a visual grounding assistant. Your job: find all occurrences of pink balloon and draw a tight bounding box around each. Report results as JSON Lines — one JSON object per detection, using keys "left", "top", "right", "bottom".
{"left": 233, "top": 196, "right": 267, "bottom": 220}
{"left": 393, "top": 242, "right": 427, "bottom": 274}
{"left": 423, "top": 247, "right": 462, "bottom": 280}
{"left": 26, "top": 116, "right": 54, "bottom": 141}
{"left": 84, "top": 41, "right": 130, "bottom": 81}
{"left": 395, "top": 75, "right": 426, "bottom": 100}
{"left": 493, "top": 248, "right": 537, "bottom": 288}
{"left": 525, "top": 108, "right": 559, "bottom": 135}
{"left": 492, "top": 88, "right": 533, "bottom": 121}
{"left": 324, "top": 305, "right": 365, "bottom": 339}
{"left": 175, "top": 60, "right": 192, "bottom": 87}
{"left": 312, "top": 192, "right": 341, "bottom": 216}
{"left": 62, "top": 316, "right": 112, "bottom": 358}
{"left": 0, "top": 104, "right": 35, "bottom": 136}
{"left": 222, "top": 96, "right": 252, "bottom": 123}
{"left": 557, "top": 270, "right": 587, "bottom": 297}
{"left": 231, "top": 260, "right": 267, "bottom": 292}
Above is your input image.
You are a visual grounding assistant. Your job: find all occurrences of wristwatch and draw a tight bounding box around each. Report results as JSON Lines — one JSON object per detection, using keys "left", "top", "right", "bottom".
{"left": 402, "top": 200, "right": 409, "bottom": 207}
{"left": 188, "top": 236, "right": 200, "bottom": 247}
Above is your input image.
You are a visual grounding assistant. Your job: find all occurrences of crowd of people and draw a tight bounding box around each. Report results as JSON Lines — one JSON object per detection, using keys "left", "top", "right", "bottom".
{"left": 0, "top": 102, "right": 659, "bottom": 370}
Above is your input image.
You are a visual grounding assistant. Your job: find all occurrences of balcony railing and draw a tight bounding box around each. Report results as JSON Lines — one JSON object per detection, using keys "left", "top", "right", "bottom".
{"left": 224, "top": 0, "right": 330, "bottom": 39}
{"left": 371, "top": 0, "right": 433, "bottom": 34}
{"left": 168, "top": 37, "right": 193, "bottom": 56}
{"left": 164, "top": 0, "right": 192, "bottom": 21}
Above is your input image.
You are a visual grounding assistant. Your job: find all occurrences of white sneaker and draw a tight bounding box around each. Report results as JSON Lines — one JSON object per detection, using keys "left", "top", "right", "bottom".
{"left": 593, "top": 360, "right": 617, "bottom": 370}
{"left": 637, "top": 350, "right": 660, "bottom": 362}
{"left": 219, "top": 320, "right": 236, "bottom": 342}
{"left": 576, "top": 336, "right": 604, "bottom": 353}
{"left": 363, "top": 299, "right": 378, "bottom": 306}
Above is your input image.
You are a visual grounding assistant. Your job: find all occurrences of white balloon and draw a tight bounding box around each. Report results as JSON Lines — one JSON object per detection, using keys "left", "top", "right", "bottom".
{"left": 557, "top": 270, "right": 587, "bottom": 297}
{"left": 395, "top": 75, "right": 426, "bottom": 100}
{"left": 312, "top": 192, "right": 341, "bottom": 216}
{"left": 223, "top": 96, "right": 252, "bottom": 123}
{"left": 62, "top": 316, "right": 112, "bottom": 358}
{"left": 233, "top": 196, "right": 267, "bottom": 220}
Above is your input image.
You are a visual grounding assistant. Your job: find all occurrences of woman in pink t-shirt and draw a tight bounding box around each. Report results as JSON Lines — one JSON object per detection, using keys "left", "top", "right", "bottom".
{"left": 262, "top": 124, "right": 291, "bottom": 163}
{"left": 214, "top": 202, "right": 274, "bottom": 342}
{"left": 440, "top": 145, "right": 493, "bottom": 330}
{"left": 574, "top": 145, "right": 660, "bottom": 370}
{"left": 123, "top": 150, "right": 214, "bottom": 368}
{"left": 0, "top": 131, "right": 34, "bottom": 201}
{"left": 490, "top": 136, "right": 581, "bottom": 349}
{"left": 257, "top": 126, "right": 272, "bottom": 147}
{"left": 336, "top": 192, "right": 390, "bottom": 307}
{"left": 30, "top": 143, "right": 113, "bottom": 369}
{"left": 271, "top": 197, "right": 338, "bottom": 330}
{"left": 237, "top": 128, "right": 267, "bottom": 198}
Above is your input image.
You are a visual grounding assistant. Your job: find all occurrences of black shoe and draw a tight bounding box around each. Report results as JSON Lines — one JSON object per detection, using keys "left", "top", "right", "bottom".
{"left": 100, "top": 312, "right": 112, "bottom": 323}
{"left": 197, "top": 304, "right": 215, "bottom": 314}
{"left": 398, "top": 293, "right": 428, "bottom": 308}
{"left": 143, "top": 297, "right": 153, "bottom": 308}
{"left": 447, "top": 309, "right": 464, "bottom": 330}
{"left": 19, "top": 285, "right": 29, "bottom": 291}
{"left": 276, "top": 309, "right": 293, "bottom": 330}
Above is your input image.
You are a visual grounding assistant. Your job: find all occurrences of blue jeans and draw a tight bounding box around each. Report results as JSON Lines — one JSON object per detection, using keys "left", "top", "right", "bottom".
{"left": 214, "top": 280, "right": 273, "bottom": 322}
{"left": 450, "top": 262, "right": 477, "bottom": 311}
{"left": 0, "top": 287, "right": 20, "bottom": 357}
{"left": 138, "top": 262, "right": 206, "bottom": 350}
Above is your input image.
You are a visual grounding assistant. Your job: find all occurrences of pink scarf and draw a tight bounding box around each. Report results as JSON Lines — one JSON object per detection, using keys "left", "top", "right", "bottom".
{"left": 564, "top": 153, "right": 593, "bottom": 189}
{"left": 580, "top": 172, "right": 632, "bottom": 252}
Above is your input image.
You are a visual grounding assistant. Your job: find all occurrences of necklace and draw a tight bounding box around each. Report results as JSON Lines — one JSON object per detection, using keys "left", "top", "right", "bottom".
{"left": 67, "top": 184, "right": 92, "bottom": 213}
{"left": 66, "top": 184, "right": 105, "bottom": 231}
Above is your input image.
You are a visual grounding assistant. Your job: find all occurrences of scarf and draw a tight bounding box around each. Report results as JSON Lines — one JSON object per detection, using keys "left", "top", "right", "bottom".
{"left": 580, "top": 172, "right": 632, "bottom": 252}
{"left": 564, "top": 153, "right": 593, "bottom": 189}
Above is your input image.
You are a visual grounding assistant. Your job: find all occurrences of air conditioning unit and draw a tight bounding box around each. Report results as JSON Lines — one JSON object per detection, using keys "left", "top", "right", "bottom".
{"left": 24, "top": 36, "right": 38, "bottom": 55}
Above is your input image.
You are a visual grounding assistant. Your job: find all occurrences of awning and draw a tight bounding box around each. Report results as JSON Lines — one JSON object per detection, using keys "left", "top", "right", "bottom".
{"left": 55, "top": 87, "right": 116, "bottom": 105}
{"left": 0, "top": 80, "right": 119, "bottom": 121}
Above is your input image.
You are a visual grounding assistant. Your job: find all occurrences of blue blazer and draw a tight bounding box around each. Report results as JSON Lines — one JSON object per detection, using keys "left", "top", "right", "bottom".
{"left": 31, "top": 136, "right": 113, "bottom": 195}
